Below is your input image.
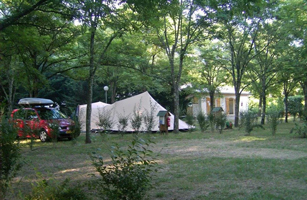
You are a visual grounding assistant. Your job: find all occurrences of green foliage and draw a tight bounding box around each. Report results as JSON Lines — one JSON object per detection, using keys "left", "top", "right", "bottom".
{"left": 287, "top": 96, "right": 303, "bottom": 121}
{"left": 0, "top": 118, "right": 22, "bottom": 198}
{"left": 90, "top": 136, "right": 157, "bottom": 200}
{"left": 290, "top": 121, "right": 307, "bottom": 138}
{"left": 130, "top": 106, "right": 143, "bottom": 133}
{"left": 290, "top": 109, "right": 307, "bottom": 138}
{"left": 214, "top": 113, "right": 227, "bottom": 134}
{"left": 25, "top": 176, "right": 87, "bottom": 200}
{"left": 196, "top": 112, "right": 209, "bottom": 132}
{"left": 70, "top": 116, "right": 81, "bottom": 142}
{"left": 240, "top": 111, "right": 264, "bottom": 136}
{"left": 97, "top": 110, "right": 114, "bottom": 134}
{"left": 208, "top": 113, "right": 215, "bottom": 132}
{"left": 266, "top": 106, "right": 283, "bottom": 136}
{"left": 185, "top": 114, "right": 195, "bottom": 132}
{"left": 49, "top": 122, "right": 60, "bottom": 144}
{"left": 117, "top": 113, "right": 129, "bottom": 134}
{"left": 143, "top": 101, "right": 157, "bottom": 133}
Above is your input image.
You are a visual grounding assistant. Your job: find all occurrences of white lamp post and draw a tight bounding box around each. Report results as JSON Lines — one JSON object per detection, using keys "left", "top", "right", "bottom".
{"left": 104, "top": 86, "right": 109, "bottom": 103}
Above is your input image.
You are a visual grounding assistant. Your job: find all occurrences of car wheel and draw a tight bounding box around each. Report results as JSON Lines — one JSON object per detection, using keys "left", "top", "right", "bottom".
{"left": 39, "top": 130, "right": 48, "bottom": 142}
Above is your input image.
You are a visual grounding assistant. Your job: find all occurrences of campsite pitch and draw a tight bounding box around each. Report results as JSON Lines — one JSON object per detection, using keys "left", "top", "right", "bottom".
{"left": 7, "top": 121, "right": 307, "bottom": 200}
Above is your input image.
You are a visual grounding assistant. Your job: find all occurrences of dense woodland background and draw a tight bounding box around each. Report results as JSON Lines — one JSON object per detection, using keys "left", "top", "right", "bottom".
{"left": 0, "top": 0, "right": 306, "bottom": 135}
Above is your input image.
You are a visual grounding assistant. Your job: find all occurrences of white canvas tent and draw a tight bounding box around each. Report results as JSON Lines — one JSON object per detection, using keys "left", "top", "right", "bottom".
{"left": 77, "top": 101, "right": 110, "bottom": 131}
{"left": 77, "top": 91, "right": 190, "bottom": 132}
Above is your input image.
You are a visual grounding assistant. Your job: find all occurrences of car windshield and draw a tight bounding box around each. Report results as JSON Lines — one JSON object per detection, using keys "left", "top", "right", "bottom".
{"left": 38, "top": 109, "right": 68, "bottom": 120}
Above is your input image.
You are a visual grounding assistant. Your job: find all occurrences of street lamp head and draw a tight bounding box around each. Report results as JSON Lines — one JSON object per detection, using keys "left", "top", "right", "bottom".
{"left": 104, "top": 86, "right": 109, "bottom": 91}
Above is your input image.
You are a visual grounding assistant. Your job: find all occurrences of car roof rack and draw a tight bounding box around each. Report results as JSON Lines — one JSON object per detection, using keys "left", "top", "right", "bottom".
{"left": 18, "top": 98, "right": 54, "bottom": 107}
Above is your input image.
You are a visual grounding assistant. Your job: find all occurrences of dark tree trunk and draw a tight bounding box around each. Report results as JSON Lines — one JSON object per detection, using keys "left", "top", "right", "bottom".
{"left": 258, "top": 95, "right": 262, "bottom": 117}
{"left": 209, "top": 90, "right": 215, "bottom": 111}
{"left": 261, "top": 94, "right": 266, "bottom": 125}
{"left": 173, "top": 86, "right": 180, "bottom": 133}
{"left": 284, "top": 93, "right": 289, "bottom": 123}
{"left": 301, "top": 82, "right": 307, "bottom": 115}
{"left": 234, "top": 92, "right": 240, "bottom": 127}
{"left": 85, "top": 28, "right": 96, "bottom": 144}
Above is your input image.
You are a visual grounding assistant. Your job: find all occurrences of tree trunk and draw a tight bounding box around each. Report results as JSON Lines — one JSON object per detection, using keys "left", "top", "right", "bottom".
{"left": 85, "top": 76, "right": 93, "bottom": 144}
{"left": 261, "top": 94, "right": 266, "bottom": 125}
{"left": 234, "top": 92, "right": 240, "bottom": 127}
{"left": 173, "top": 86, "right": 180, "bottom": 133}
{"left": 258, "top": 94, "right": 262, "bottom": 117}
{"left": 284, "top": 93, "right": 288, "bottom": 123}
{"left": 85, "top": 27, "right": 96, "bottom": 144}
{"left": 209, "top": 90, "right": 215, "bottom": 111}
{"left": 110, "top": 81, "right": 117, "bottom": 104}
{"left": 301, "top": 82, "right": 307, "bottom": 115}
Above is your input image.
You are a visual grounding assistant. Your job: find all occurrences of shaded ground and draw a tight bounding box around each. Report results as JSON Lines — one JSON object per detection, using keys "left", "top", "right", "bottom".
{"left": 7, "top": 123, "right": 307, "bottom": 200}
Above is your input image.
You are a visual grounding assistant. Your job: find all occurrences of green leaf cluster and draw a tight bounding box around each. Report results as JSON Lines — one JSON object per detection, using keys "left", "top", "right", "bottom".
{"left": 90, "top": 136, "right": 157, "bottom": 200}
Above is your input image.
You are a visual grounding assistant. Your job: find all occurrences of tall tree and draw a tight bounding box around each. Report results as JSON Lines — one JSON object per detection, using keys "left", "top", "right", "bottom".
{"left": 75, "top": 0, "right": 142, "bottom": 143}
{"left": 210, "top": 0, "right": 272, "bottom": 127}
{"left": 76, "top": 0, "right": 115, "bottom": 143}
{"left": 248, "top": 20, "right": 280, "bottom": 124}
{"left": 144, "top": 0, "right": 212, "bottom": 132}
{"left": 277, "top": 0, "right": 307, "bottom": 114}
{"left": 187, "top": 40, "right": 229, "bottom": 110}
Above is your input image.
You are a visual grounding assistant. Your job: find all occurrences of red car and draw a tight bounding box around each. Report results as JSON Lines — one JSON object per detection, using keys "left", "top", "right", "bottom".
{"left": 11, "top": 98, "right": 77, "bottom": 142}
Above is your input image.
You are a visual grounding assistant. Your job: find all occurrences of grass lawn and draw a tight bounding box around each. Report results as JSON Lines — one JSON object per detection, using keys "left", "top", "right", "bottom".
{"left": 6, "top": 120, "right": 307, "bottom": 200}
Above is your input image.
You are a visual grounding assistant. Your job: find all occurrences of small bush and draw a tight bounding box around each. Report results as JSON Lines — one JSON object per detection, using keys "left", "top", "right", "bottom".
{"left": 117, "top": 113, "right": 129, "bottom": 135}
{"left": 208, "top": 113, "right": 215, "bottom": 132}
{"left": 97, "top": 109, "right": 114, "bottom": 133}
{"left": 290, "top": 117, "right": 307, "bottom": 138}
{"left": 144, "top": 101, "right": 157, "bottom": 133}
{"left": 49, "top": 122, "right": 60, "bottom": 145}
{"left": 0, "top": 118, "right": 22, "bottom": 198}
{"left": 131, "top": 106, "right": 143, "bottom": 133}
{"left": 214, "top": 113, "right": 227, "bottom": 134}
{"left": 185, "top": 114, "right": 195, "bottom": 132}
{"left": 71, "top": 116, "right": 81, "bottom": 140}
{"left": 90, "top": 136, "right": 157, "bottom": 200}
{"left": 196, "top": 112, "right": 209, "bottom": 132}
{"left": 288, "top": 96, "right": 303, "bottom": 121}
{"left": 266, "top": 106, "right": 282, "bottom": 136}
{"left": 25, "top": 176, "right": 88, "bottom": 200}
{"left": 240, "top": 111, "right": 264, "bottom": 136}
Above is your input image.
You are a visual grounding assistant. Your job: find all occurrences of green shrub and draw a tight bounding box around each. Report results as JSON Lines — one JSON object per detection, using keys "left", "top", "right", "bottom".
{"left": 25, "top": 177, "right": 87, "bottom": 200}
{"left": 49, "top": 122, "right": 60, "bottom": 145}
{"left": 90, "top": 136, "right": 157, "bottom": 200}
{"left": 97, "top": 110, "right": 114, "bottom": 133}
{"left": 144, "top": 102, "right": 157, "bottom": 134}
{"left": 214, "top": 113, "right": 227, "bottom": 134}
{"left": 240, "top": 111, "right": 264, "bottom": 136}
{"left": 290, "top": 120, "right": 307, "bottom": 138}
{"left": 196, "top": 112, "right": 209, "bottom": 132}
{"left": 185, "top": 114, "right": 195, "bottom": 132}
{"left": 288, "top": 96, "right": 303, "bottom": 121}
{"left": 208, "top": 113, "right": 215, "bottom": 132}
{"left": 266, "top": 106, "right": 282, "bottom": 136}
{"left": 0, "top": 118, "right": 22, "bottom": 198}
{"left": 131, "top": 106, "right": 143, "bottom": 133}
{"left": 117, "top": 114, "right": 129, "bottom": 135}
{"left": 71, "top": 116, "right": 81, "bottom": 141}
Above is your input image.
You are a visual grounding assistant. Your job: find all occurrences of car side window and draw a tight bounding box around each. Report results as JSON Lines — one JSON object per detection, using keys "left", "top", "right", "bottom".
{"left": 13, "top": 109, "right": 26, "bottom": 120}
{"left": 26, "top": 110, "right": 38, "bottom": 120}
